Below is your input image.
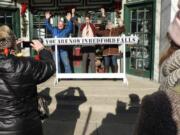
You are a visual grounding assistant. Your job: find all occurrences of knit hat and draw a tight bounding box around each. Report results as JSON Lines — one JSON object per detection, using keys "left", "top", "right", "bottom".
{"left": 168, "top": 0, "right": 180, "bottom": 47}
{"left": 168, "top": 12, "right": 180, "bottom": 47}
{"left": 0, "top": 25, "right": 16, "bottom": 49}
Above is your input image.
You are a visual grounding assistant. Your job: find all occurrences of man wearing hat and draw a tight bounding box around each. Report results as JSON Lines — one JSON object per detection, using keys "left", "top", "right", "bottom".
{"left": 45, "top": 11, "right": 73, "bottom": 73}
{"left": 0, "top": 25, "right": 55, "bottom": 135}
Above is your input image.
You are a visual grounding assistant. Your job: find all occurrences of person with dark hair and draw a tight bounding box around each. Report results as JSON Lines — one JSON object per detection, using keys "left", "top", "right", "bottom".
{"left": 71, "top": 8, "right": 81, "bottom": 37}
{"left": 134, "top": 1, "right": 180, "bottom": 135}
{"left": 45, "top": 11, "right": 73, "bottom": 73}
{"left": 80, "top": 15, "right": 96, "bottom": 73}
{"left": 0, "top": 25, "right": 55, "bottom": 135}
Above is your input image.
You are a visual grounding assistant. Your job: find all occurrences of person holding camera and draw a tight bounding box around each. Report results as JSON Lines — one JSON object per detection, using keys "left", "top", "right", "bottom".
{"left": 0, "top": 25, "right": 55, "bottom": 135}
{"left": 45, "top": 11, "right": 73, "bottom": 73}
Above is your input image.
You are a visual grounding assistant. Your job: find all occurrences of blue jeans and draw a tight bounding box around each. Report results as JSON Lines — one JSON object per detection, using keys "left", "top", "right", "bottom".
{"left": 53, "top": 48, "right": 72, "bottom": 73}
{"left": 104, "top": 55, "right": 117, "bottom": 67}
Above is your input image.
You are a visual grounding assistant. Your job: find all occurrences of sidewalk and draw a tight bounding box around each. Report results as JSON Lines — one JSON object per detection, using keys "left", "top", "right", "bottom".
{"left": 37, "top": 75, "right": 159, "bottom": 135}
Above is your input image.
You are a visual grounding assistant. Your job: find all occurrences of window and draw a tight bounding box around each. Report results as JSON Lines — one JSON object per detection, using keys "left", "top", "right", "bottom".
{"left": 129, "top": 7, "right": 152, "bottom": 71}
{"left": 0, "top": 9, "right": 20, "bottom": 37}
{"left": 32, "top": 12, "right": 52, "bottom": 39}
{"left": 0, "top": 11, "right": 13, "bottom": 29}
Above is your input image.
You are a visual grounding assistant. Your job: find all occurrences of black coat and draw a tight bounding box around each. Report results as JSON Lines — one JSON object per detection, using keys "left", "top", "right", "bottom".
{"left": 134, "top": 91, "right": 178, "bottom": 135}
{"left": 0, "top": 49, "right": 55, "bottom": 135}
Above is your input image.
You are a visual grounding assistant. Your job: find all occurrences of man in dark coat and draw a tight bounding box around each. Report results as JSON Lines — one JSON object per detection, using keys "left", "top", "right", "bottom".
{"left": 0, "top": 25, "right": 55, "bottom": 135}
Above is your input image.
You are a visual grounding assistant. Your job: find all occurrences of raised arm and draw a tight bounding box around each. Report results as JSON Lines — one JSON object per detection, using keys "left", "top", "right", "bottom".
{"left": 25, "top": 40, "right": 55, "bottom": 84}
{"left": 63, "top": 20, "right": 73, "bottom": 35}
{"left": 115, "top": 19, "right": 125, "bottom": 34}
{"left": 44, "top": 11, "right": 54, "bottom": 34}
{"left": 96, "top": 8, "right": 108, "bottom": 36}
{"left": 63, "top": 13, "right": 73, "bottom": 35}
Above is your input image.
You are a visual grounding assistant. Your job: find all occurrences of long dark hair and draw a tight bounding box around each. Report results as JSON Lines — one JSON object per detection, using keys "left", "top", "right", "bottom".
{"left": 159, "top": 34, "right": 180, "bottom": 65}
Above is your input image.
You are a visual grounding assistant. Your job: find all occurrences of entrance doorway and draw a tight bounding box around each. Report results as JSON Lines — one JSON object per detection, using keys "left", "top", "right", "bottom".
{"left": 125, "top": 2, "right": 154, "bottom": 78}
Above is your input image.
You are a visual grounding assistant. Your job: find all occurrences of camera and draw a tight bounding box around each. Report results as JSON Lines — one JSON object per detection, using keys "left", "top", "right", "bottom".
{"left": 22, "top": 41, "right": 33, "bottom": 48}
{"left": 22, "top": 38, "right": 43, "bottom": 48}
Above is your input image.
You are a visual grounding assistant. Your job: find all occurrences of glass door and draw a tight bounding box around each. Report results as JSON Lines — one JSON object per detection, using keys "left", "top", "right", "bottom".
{"left": 125, "top": 2, "right": 154, "bottom": 78}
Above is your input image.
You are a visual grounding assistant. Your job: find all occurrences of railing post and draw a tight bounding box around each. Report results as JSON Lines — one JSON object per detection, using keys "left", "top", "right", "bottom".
{"left": 54, "top": 37, "right": 59, "bottom": 85}
{"left": 123, "top": 42, "right": 128, "bottom": 85}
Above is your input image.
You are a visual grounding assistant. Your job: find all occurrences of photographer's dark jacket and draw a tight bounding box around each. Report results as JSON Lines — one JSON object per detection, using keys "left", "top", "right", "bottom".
{"left": 0, "top": 49, "right": 55, "bottom": 135}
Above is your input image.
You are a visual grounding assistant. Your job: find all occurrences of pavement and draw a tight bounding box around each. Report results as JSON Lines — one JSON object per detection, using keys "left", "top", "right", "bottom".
{"left": 37, "top": 75, "right": 160, "bottom": 135}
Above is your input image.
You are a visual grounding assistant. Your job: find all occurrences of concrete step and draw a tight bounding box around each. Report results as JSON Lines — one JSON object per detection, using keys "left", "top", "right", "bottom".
{"left": 43, "top": 119, "right": 135, "bottom": 135}
{"left": 46, "top": 104, "right": 139, "bottom": 123}
{"left": 47, "top": 96, "right": 139, "bottom": 112}
{"left": 43, "top": 103, "right": 138, "bottom": 135}
{"left": 38, "top": 86, "right": 157, "bottom": 96}
{"left": 38, "top": 87, "right": 156, "bottom": 113}
{"left": 39, "top": 90, "right": 150, "bottom": 116}
{"left": 38, "top": 76, "right": 159, "bottom": 90}
{"left": 39, "top": 76, "right": 159, "bottom": 135}
{"left": 38, "top": 82, "right": 158, "bottom": 91}
{"left": 38, "top": 85, "right": 156, "bottom": 120}
{"left": 43, "top": 120, "right": 136, "bottom": 135}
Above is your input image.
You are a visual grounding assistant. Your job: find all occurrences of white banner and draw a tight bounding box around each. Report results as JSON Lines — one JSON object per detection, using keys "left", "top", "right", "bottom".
{"left": 43, "top": 34, "right": 139, "bottom": 46}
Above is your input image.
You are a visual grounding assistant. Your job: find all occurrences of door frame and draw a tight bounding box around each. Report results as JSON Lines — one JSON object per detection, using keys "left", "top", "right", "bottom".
{"left": 124, "top": 0, "right": 156, "bottom": 79}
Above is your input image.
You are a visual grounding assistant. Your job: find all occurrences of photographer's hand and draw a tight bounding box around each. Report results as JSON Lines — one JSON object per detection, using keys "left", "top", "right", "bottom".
{"left": 16, "top": 38, "right": 23, "bottom": 45}
{"left": 30, "top": 40, "right": 44, "bottom": 52}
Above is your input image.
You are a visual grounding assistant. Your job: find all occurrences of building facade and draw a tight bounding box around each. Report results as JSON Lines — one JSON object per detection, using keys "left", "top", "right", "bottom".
{"left": 0, "top": 0, "right": 178, "bottom": 82}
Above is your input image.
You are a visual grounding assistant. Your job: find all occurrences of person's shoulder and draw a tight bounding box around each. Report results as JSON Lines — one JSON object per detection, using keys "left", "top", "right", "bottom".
{"left": 80, "top": 23, "right": 86, "bottom": 31}
{"left": 173, "top": 49, "right": 180, "bottom": 56}
{"left": 81, "top": 23, "right": 86, "bottom": 27}
{"left": 0, "top": 55, "right": 32, "bottom": 72}
{"left": 90, "top": 23, "right": 95, "bottom": 27}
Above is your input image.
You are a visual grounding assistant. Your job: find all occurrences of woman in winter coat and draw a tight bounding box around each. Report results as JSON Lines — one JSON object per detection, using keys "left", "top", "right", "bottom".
{"left": 0, "top": 25, "right": 55, "bottom": 135}
{"left": 133, "top": 2, "right": 180, "bottom": 135}
{"left": 96, "top": 8, "right": 125, "bottom": 73}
